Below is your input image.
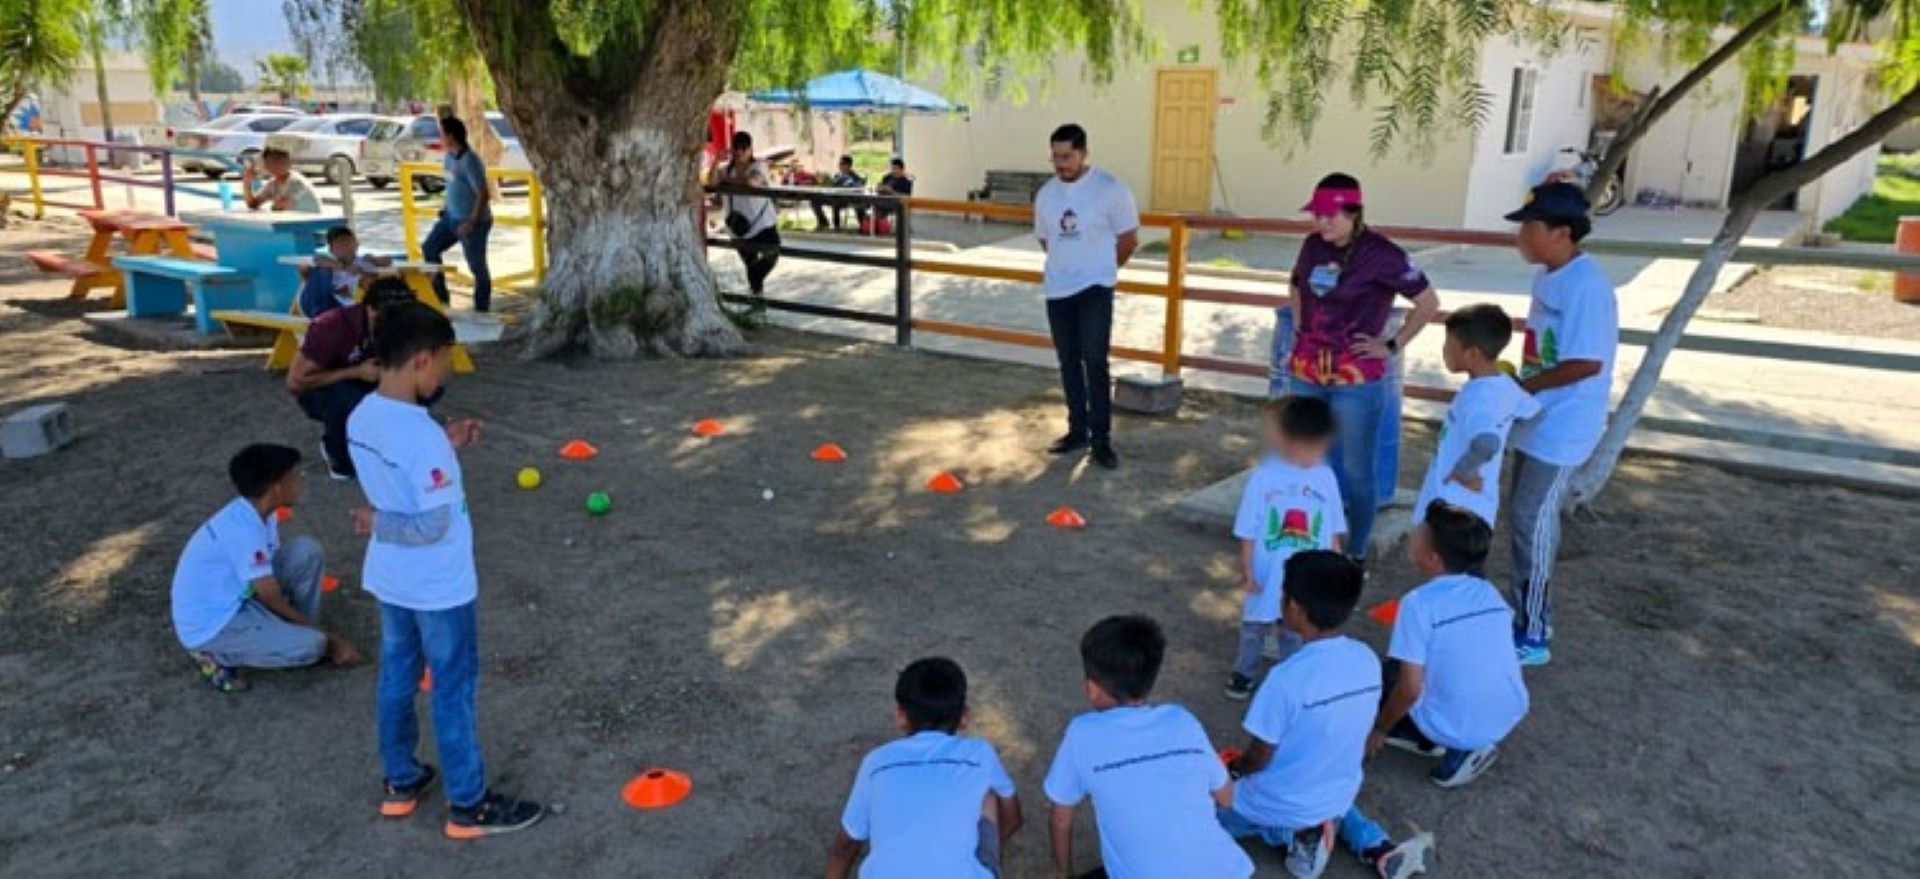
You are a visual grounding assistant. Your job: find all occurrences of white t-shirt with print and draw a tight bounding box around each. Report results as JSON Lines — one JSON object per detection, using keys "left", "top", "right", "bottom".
{"left": 252, "top": 171, "right": 323, "bottom": 213}
{"left": 1233, "top": 636, "right": 1380, "bottom": 830}
{"left": 840, "top": 731, "right": 1016, "bottom": 879}
{"left": 720, "top": 160, "right": 776, "bottom": 238}
{"left": 1043, "top": 704, "right": 1253, "bottom": 879}
{"left": 170, "top": 497, "right": 278, "bottom": 648}
{"left": 1513, "top": 253, "right": 1618, "bottom": 466}
{"left": 1413, "top": 374, "right": 1541, "bottom": 528}
{"left": 1389, "top": 573, "right": 1530, "bottom": 750}
{"left": 347, "top": 392, "right": 477, "bottom": 611}
{"left": 1033, "top": 167, "right": 1140, "bottom": 299}
{"left": 1232, "top": 455, "right": 1348, "bottom": 622}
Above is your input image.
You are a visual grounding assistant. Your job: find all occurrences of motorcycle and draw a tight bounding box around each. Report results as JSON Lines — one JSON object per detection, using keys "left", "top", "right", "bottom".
{"left": 1556, "top": 146, "right": 1625, "bottom": 216}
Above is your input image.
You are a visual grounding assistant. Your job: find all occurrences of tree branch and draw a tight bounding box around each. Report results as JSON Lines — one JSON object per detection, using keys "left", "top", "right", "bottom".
{"left": 1588, "top": 0, "right": 1797, "bottom": 201}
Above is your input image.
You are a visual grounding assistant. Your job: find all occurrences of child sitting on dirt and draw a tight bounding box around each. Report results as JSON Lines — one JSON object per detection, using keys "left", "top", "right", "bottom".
{"left": 169, "top": 443, "right": 361, "bottom": 692}
{"left": 1220, "top": 551, "right": 1434, "bottom": 879}
{"left": 299, "top": 226, "right": 393, "bottom": 318}
{"left": 1367, "top": 501, "right": 1530, "bottom": 789}
{"left": 827, "top": 657, "right": 1023, "bottom": 878}
{"left": 1228, "top": 396, "right": 1348, "bottom": 700}
{"left": 1044, "top": 615, "right": 1253, "bottom": 879}
{"left": 346, "top": 302, "right": 543, "bottom": 838}
{"left": 1410, "top": 303, "right": 1540, "bottom": 529}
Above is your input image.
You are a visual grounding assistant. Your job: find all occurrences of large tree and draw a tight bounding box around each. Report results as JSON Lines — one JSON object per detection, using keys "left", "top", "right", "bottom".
{"left": 255, "top": 51, "right": 311, "bottom": 102}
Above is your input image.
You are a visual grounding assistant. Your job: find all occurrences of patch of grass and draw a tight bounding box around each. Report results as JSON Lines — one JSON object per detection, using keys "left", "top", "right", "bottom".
{"left": 1206, "top": 255, "right": 1247, "bottom": 268}
{"left": 1823, "top": 155, "right": 1920, "bottom": 243}
{"left": 1138, "top": 239, "right": 1171, "bottom": 256}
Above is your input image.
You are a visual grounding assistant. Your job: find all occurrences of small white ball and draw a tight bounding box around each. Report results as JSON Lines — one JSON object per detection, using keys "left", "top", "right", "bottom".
{"left": 762, "top": 488, "right": 775, "bottom": 501}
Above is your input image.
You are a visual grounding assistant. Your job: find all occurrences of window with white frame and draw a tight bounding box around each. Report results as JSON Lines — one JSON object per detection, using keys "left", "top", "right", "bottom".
{"left": 1504, "top": 67, "right": 1538, "bottom": 155}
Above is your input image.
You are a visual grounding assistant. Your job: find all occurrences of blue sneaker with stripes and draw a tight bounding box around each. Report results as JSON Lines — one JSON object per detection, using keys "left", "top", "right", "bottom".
{"left": 1514, "top": 635, "right": 1551, "bottom": 668}
{"left": 1431, "top": 746, "right": 1499, "bottom": 788}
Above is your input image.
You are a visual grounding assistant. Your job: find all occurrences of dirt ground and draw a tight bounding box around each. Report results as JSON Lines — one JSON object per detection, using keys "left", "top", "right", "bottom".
{"left": 1, "top": 223, "right": 1917, "bottom": 878}
{"left": 1708, "top": 263, "right": 1920, "bottom": 340}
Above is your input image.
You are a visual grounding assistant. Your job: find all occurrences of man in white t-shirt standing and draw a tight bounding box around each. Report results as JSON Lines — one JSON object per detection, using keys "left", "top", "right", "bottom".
{"left": 1502, "top": 182, "right": 1618, "bottom": 668}
{"left": 1033, "top": 124, "right": 1140, "bottom": 470}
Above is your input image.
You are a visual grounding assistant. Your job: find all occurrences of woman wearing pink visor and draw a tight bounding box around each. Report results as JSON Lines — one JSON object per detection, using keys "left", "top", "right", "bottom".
{"left": 1281, "top": 173, "right": 1440, "bottom": 561}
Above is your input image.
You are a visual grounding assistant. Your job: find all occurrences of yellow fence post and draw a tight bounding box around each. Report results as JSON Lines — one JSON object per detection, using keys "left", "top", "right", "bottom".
{"left": 1162, "top": 219, "right": 1188, "bottom": 378}
{"left": 528, "top": 172, "right": 546, "bottom": 285}
{"left": 399, "top": 162, "right": 423, "bottom": 260}
{"left": 22, "top": 139, "right": 45, "bottom": 219}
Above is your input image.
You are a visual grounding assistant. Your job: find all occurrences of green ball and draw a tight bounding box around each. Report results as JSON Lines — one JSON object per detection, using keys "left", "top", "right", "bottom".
{"left": 585, "top": 491, "right": 612, "bottom": 516}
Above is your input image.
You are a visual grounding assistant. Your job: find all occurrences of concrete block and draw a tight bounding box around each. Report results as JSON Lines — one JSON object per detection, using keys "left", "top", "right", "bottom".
{"left": 1114, "top": 374, "right": 1184, "bottom": 415}
{"left": 1, "top": 403, "right": 75, "bottom": 459}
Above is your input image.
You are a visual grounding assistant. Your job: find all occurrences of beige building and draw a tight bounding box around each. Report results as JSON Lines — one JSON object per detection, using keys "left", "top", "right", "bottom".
{"left": 903, "top": 2, "right": 1883, "bottom": 230}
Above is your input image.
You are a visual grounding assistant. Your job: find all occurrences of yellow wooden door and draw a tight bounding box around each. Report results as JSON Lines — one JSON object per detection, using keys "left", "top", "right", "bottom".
{"left": 1150, "top": 68, "right": 1218, "bottom": 212}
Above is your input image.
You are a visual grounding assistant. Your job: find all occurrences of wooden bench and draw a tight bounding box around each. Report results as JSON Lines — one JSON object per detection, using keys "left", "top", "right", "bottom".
{"left": 212, "top": 308, "right": 480, "bottom": 374}
{"left": 111, "top": 255, "right": 255, "bottom": 334}
{"left": 968, "top": 170, "right": 1051, "bottom": 215}
{"left": 26, "top": 250, "right": 107, "bottom": 278}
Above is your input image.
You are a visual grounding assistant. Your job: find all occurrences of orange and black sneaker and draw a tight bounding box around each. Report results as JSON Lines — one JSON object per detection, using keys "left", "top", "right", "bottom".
{"left": 380, "top": 765, "right": 437, "bottom": 818}
{"left": 445, "top": 791, "right": 545, "bottom": 840}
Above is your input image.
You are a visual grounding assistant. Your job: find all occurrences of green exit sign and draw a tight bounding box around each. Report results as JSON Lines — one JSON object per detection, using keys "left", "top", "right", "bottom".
{"left": 1177, "top": 45, "right": 1201, "bottom": 64}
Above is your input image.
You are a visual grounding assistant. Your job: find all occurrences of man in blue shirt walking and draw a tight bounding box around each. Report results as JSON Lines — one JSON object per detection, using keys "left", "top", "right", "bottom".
{"left": 421, "top": 116, "right": 494, "bottom": 312}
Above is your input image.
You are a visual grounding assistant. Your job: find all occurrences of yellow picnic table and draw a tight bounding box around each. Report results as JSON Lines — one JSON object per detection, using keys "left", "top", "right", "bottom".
{"left": 27, "top": 209, "right": 211, "bottom": 309}
{"left": 212, "top": 256, "right": 479, "bottom": 373}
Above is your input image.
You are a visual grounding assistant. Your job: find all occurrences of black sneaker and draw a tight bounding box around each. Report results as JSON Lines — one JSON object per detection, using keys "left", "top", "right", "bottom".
{"left": 319, "top": 442, "right": 353, "bottom": 482}
{"left": 1223, "top": 673, "right": 1254, "bottom": 701}
{"left": 1090, "top": 442, "right": 1119, "bottom": 470}
{"left": 446, "top": 790, "right": 545, "bottom": 839}
{"left": 380, "top": 764, "right": 437, "bottom": 818}
{"left": 1047, "top": 432, "right": 1089, "bottom": 455}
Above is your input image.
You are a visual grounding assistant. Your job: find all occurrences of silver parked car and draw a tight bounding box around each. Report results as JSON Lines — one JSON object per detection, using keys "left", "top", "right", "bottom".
{"left": 173, "top": 114, "right": 303, "bottom": 179}
{"left": 359, "top": 112, "right": 529, "bottom": 192}
{"left": 264, "top": 114, "right": 380, "bottom": 184}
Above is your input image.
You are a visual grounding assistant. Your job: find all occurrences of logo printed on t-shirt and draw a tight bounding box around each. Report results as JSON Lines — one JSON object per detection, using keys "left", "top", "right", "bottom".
{"left": 253, "top": 549, "right": 267, "bottom": 565}
{"left": 1308, "top": 263, "right": 1340, "bottom": 297}
{"left": 1265, "top": 507, "right": 1323, "bottom": 552}
{"left": 1059, "top": 208, "right": 1081, "bottom": 239}
{"left": 427, "top": 468, "right": 452, "bottom": 492}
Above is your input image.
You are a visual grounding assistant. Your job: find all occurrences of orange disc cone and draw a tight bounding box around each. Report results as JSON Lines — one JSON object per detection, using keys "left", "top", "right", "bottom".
{"left": 622, "top": 768, "right": 693, "bottom": 810}
{"left": 419, "top": 670, "right": 432, "bottom": 692}
{"left": 275, "top": 506, "right": 293, "bottom": 523}
{"left": 811, "top": 443, "right": 848, "bottom": 462}
{"left": 560, "top": 440, "right": 599, "bottom": 460}
{"left": 926, "top": 471, "right": 964, "bottom": 493}
{"left": 692, "top": 419, "right": 725, "bottom": 437}
{"left": 321, "top": 574, "right": 340, "bottom": 594}
{"left": 1046, "top": 506, "right": 1088, "bottom": 529}
{"left": 1365, "top": 598, "right": 1401, "bottom": 627}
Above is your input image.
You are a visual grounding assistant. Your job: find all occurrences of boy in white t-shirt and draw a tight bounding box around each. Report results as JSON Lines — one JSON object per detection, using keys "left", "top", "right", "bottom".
{"left": 1228, "top": 395, "right": 1347, "bottom": 701}
{"left": 1044, "top": 615, "right": 1253, "bottom": 879}
{"left": 346, "top": 302, "right": 543, "bottom": 839}
{"left": 1368, "top": 502, "right": 1529, "bottom": 789}
{"left": 1410, "top": 303, "right": 1540, "bottom": 530}
{"left": 828, "top": 657, "right": 1023, "bottom": 879}
{"left": 170, "top": 443, "right": 362, "bottom": 692}
{"left": 1220, "top": 551, "right": 1434, "bottom": 879}
{"left": 1033, "top": 123, "right": 1140, "bottom": 471}
{"left": 1502, "top": 182, "right": 1619, "bottom": 667}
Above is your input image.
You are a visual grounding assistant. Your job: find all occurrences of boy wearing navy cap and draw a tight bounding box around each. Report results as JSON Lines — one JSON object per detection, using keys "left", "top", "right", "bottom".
{"left": 1501, "top": 182, "right": 1618, "bottom": 668}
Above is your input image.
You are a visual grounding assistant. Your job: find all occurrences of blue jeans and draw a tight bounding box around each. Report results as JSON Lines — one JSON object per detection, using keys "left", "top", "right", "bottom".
{"left": 1287, "top": 379, "right": 1389, "bottom": 558}
{"left": 422, "top": 212, "right": 494, "bottom": 312}
{"left": 1270, "top": 306, "right": 1402, "bottom": 510}
{"left": 1217, "top": 804, "right": 1390, "bottom": 856}
{"left": 377, "top": 600, "right": 486, "bottom": 808}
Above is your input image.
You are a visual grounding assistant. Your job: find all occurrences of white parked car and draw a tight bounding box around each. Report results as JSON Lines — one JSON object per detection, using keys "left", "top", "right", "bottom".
{"left": 359, "top": 112, "right": 530, "bottom": 192}
{"left": 264, "top": 113, "right": 380, "bottom": 184}
{"left": 225, "top": 104, "right": 304, "bottom": 116}
{"left": 173, "top": 114, "right": 302, "bottom": 178}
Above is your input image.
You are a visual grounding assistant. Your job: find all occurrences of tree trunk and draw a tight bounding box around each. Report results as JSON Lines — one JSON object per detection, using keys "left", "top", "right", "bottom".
{"left": 88, "top": 17, "right": 114, "bottom": 143}
{"left": 1585, "top": 0, "right": 1795, "bottom": 204}
{"left": 454, "top": 0, "right": 746, "bottom": 359}
{"left": 1568, "top": 81, "right": 1920, "bottom": 507}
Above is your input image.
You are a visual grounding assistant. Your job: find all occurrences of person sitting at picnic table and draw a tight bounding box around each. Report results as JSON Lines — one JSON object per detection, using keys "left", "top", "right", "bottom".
{"left": 813, "top": 155, "right": 868, "bottom": 232}
{"left": 243, "top": 146, "right": 322, "bottom": 213}
{"left": 287, "top": 279, "right": 421, "bottom": 481}
{"left": 874, "top": 157, "right": 914, "bottom": 226}
{"left": 299, "top": 226, "right": 394, "bottom": 318}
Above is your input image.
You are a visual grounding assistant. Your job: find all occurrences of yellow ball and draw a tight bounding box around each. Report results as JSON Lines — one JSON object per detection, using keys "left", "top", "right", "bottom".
{"left": 516, "top": 467, "right": 541, "bottom": 490}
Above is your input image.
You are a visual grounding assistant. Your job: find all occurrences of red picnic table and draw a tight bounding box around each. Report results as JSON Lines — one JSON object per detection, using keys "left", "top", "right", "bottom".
{"left": 26, "top": 209, "right": 215, "bottom": 309}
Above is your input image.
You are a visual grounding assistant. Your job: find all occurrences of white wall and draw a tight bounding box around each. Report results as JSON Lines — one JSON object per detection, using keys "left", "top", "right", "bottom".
{"left": 901, "top": 0, "right": 1478, "bottom": 228}
{"left": 1798, "top": 53, "right": 1882, "bottom": 226}
{"left": 1460, "top": 30, "right": 1607, "bottom": 229}
{"left": 37, "top": 53, "right": 165, "bottom": 144}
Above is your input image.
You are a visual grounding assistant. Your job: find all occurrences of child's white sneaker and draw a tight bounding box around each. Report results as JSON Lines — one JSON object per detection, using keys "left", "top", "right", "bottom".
{"left": 1285, "top": 820, "right": 1335, "bottom": 879}
{"left": 1367, "top": 831, "right": 1435, "bottom": 878}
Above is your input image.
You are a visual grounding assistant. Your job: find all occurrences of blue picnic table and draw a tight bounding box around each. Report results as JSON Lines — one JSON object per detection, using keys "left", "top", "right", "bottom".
{"left": 178, "top": 209, "right": 344, "bottom": 319}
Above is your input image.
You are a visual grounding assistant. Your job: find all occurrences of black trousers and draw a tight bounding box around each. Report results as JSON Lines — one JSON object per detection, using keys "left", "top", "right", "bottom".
{"left": 812, "top": 203, "right": 867, "bottom": 230}
{"left": 1380, "top": 659, "right": 1437, "bottom": 749}
{"left": 1045, "top": 285, "right": 1115, "bottom": 444}
{"left": 297, "top": 380, "right": 376, "bottom": 475}
{"left": 738, "top": 228, "right": 781, "bottom": 295}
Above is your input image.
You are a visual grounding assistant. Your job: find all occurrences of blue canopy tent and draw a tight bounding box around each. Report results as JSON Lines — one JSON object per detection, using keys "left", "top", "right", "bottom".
{"left": 746, "top": 69, "right": 959, "bottom": 167}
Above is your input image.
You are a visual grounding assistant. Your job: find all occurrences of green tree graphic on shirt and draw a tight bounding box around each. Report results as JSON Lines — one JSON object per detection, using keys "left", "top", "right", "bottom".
{"left": 1541, "top": 326, "right": 1560, "bottom": 368}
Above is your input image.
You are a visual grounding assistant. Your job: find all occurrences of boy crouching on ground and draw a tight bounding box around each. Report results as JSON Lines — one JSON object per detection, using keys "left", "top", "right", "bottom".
{"left": 829, "top": 657, "right": 1022, "bottom": 878}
